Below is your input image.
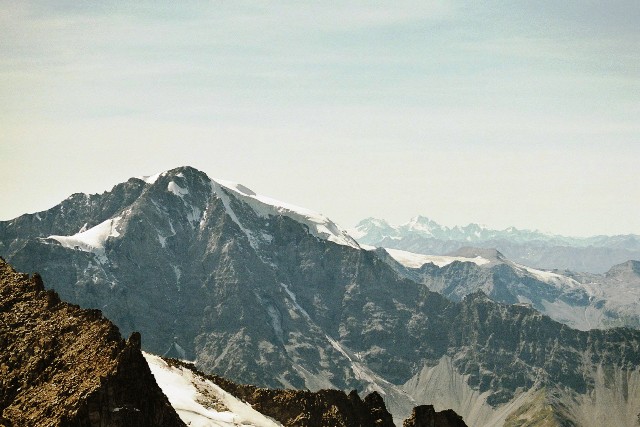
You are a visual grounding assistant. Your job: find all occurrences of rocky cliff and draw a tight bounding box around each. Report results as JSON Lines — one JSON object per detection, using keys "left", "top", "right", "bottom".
{"left": 1, "top": 256, "right": 468, "bottom": 427}
{"left": 0, "top": 258, "right": 185, "bottom": 427}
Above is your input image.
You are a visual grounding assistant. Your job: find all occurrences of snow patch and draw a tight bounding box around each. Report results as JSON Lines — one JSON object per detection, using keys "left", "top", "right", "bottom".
{"left": 168, "top": 180, "right": 202, "bottom": 227}
{"left": 158, "top": 219, "right": 176, "bottom": 248}
{"left": 172, "top": 265, "right": 181, "bottom": 290}
{"left": 48, "top": 216, "right": 122, "bottom": 263}
{"left": 514, "top": 263, "right": 584, "bottom": 291}
{"left": 187, "top": 206, "right": 202, "bottom": 225}
{"left": 280, "top": 283, "right": 312, "bottom": 320}
{"left": 138, "top": 171, "right": 164, "bottom": 184}
{"left": 144, "top": 353, "right": 282, "bottom": 427}
{"left": 325, "top": 335, "right": 387, "bottom": 395}
{"left": 210, "top": 180, "right": 261, "bottom": 250}
{"left": 213, "top": 179, "right": 359, "bottom": 249}
{"left": 168, "top": 181, "right": 189, "bottom": 198}
{"left": 382, "top": 248, "right": 490, "bottom": 268}
{"left": 279, "top": 282, "right": 393, "bottom": 396}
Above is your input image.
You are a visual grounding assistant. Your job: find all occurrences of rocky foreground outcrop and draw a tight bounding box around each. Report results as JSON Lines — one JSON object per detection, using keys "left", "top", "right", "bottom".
{"left": 0, "top": 258, "right": 185, "bottom": 427}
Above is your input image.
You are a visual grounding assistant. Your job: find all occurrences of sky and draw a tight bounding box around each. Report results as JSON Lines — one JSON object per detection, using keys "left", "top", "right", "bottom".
{"left": 1, "top": 1, "right": 639, "bottom": 237}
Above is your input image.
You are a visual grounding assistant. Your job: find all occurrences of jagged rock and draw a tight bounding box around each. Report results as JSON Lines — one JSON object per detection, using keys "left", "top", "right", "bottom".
{"left": 165, "top": 357, "right": 395, "bottom": 427}
{"left": 403, "top": 405, "right": 468, "bottom": 427}
{"left": 0, "top": 259, "right": 185, "bottom": 427}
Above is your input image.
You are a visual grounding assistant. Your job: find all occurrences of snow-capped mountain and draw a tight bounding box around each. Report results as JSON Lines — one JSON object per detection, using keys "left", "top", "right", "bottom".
{"left": 372, "top": 245, "right": 640, "bottom": 330}
{"left": 351, "top": 216, "right": 569, "bottom": 244}
{"left": 3, "top": 166, "right": 640, "bottom": 426}
{"left": 352, "top": 217, "right": 640, "bottom": 273}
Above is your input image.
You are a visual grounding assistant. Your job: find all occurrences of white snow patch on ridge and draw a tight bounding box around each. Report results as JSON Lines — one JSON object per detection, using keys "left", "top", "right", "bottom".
{"left": 210, "top": 180, "right": 262, "bottom": 250}
{"left": 141, "top": 172, "right": 163, "bottom": 184}
{"left": 144, "top": 353, "right": 282, "bottom": 427}
{"left": 382, "top": 248, "right": 490, "bottom": 268}
{"left": 168, "top": 181, "right": 189, "bottom": 198}
{"left": 213, "top": 179, "right": 360, "bottom": 249}
{"left": 48, "top": 217, "right": 122, "bottom": 263}
{"left": 514, "top": 263, "right": 583, "bottom": 290}
{"left": 167, "top": 180, "right": 203, "bottom": 228}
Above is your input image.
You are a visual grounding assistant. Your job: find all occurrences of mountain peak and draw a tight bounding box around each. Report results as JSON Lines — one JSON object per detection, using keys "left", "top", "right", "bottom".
{"left": 356, "top": 217, "right": 392, "bottom": 228}
{"left": 136, "top": 165, "right": 204, "bottom": 184}
{"left": 127, "top": 166, "right": 360, "bottom": 249}
{"left": 403, "top": 215, "right": 441, "bottom": 235}
{"left": 406, "top": 215, "right": 437, "bottom": 226}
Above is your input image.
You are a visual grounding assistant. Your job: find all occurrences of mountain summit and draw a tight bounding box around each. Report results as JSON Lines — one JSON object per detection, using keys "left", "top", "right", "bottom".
{"left": 3, "top": 166, "right": 640, "bottom": 426}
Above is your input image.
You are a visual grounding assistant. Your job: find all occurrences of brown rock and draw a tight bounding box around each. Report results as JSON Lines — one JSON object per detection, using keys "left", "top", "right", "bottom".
{"left": 402, "top": 405, "right": 468, "bottom": 427}
{"left": 0, "top": 259, "right": 185, "bottom": 427}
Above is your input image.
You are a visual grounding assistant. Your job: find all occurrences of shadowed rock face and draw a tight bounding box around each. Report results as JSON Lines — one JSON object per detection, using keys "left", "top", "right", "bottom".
{"left": 403, "top": 405, "right": 468, "bottom": 427}
{"left": 0, "top": 258, "right": 185, "bottom": 427}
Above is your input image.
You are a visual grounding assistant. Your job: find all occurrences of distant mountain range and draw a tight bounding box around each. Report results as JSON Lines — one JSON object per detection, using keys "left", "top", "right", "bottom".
{"left": 350, "top": 216, "right": 640, "bottom": 273}
{"left": 3, "top": 166, "right": 640, "bottom": 426}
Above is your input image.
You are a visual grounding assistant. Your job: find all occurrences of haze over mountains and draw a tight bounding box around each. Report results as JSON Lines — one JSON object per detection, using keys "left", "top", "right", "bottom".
{"left": 351, "top": 217, "right": 640, "bottom": 273}
{"left": 3, "top": 166, "right": 640, "bottom": 426}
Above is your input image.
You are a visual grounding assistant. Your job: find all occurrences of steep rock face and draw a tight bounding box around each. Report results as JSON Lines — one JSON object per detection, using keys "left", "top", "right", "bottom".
{"left": 403, "top": 405, "right": 468, "bottom": 427}
{"left": 0, "top": 259, "right": 185, "bottom": 427}
{"left": 3, "top": 167, "right": 640, "bottom": 426}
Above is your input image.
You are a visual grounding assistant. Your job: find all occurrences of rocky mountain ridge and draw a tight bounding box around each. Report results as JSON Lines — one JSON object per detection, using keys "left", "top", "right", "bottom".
{"left": 3, "top": 166, "right": 640, "bottom": 426}
{"left": 155, "top": 355, "right": 397, "bottom": 426}
{"left": 147, "top": 351, "right": 468, "bottom": 427}
{"left": 0, "top": 258, "right": 185, "bottom": 427}
{"left": 352, "top": 216, "right": 640, "bottom": 273}
{"left": 375, "top": 246, "right": 640, "bottom": 330}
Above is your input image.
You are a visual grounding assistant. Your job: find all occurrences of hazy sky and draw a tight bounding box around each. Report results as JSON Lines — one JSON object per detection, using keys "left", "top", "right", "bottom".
{"left": 1, "top": 1, "right": 639, "bottom": 236}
